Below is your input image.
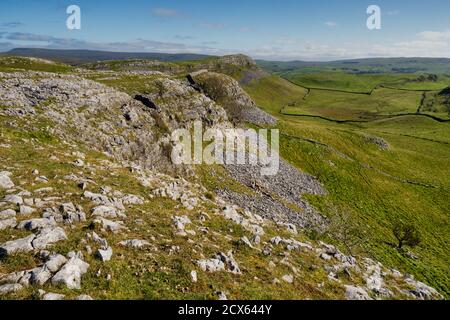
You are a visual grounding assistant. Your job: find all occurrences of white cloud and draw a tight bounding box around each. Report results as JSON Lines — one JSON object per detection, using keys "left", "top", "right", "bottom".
{"left": 324, "top": 21, "right": 337, "bottom": 27}
{"left": 3, "top": 28, "right": 450, "bottom": 61}
{"left": 418, "top": 30, "right": 450, "bottom": 41}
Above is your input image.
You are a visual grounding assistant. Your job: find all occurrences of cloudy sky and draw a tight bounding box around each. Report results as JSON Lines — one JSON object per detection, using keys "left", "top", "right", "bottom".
{"left": 0, "top": 0, "right": 449, "bottom": 61}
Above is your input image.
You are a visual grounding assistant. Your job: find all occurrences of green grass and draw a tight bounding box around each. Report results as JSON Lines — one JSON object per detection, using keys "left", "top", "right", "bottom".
{"left": 0, "top": 56, "right": 74, "bottom": 74}
{"left": 243, "top": 75, "right": 308, "bottom": 115}
{"left": 243, "top": 76, "right": 450, "bottom": 297}
{"left": 86, "top": 73, "right": 166, "bottom": 95}
{"left": 282, "top": 88, "right": 423, "bottom": 121}
{"left": 282, "top": 71, "right": 450, "bottom": 93}
{"left": 0, "top": 113, "right": 351, "bottom": 300}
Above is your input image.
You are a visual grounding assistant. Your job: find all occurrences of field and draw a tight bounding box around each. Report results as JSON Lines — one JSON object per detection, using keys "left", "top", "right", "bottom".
{"left": 243, "top": 73, "right": 450, "bottom": 297}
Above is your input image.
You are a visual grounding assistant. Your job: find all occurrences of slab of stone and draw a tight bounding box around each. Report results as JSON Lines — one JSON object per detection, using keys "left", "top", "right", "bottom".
{"left": 0, "top": 171, "right": 14, "bottom": 189}
{"left": 51, "top": 257, "right": 89, "bottom": 290}
{"left": 0, "top": 234, "right": 35, "bottom": 256}
{"left": 32, "top": 227, "right": 67, "bottom": 250}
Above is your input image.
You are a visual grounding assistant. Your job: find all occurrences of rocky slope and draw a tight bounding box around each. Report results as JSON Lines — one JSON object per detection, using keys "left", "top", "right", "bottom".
{"left": 0, "top": 56, "right": 443, "bottom": 300}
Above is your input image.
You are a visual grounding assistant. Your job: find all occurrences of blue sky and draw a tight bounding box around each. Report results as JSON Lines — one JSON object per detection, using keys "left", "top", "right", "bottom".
{"left": 0, "top": 0, "right": 449, "bottom": 60}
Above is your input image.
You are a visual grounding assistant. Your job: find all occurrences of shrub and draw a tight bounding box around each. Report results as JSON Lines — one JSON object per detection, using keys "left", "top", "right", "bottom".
{"left": 393, "top": 221, "right": 421, "bottom": 249}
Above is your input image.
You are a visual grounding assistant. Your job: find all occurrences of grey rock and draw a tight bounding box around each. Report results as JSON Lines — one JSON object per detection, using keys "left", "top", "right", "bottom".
{"left": 121, "top": 194, "right": 144, "bottom": 205}
{"left": 17, "top": 217, "right": 57, "bottom": 231}
{"left": 19, "top": 205, "right": 35, "bottom": 215}
{"left": 197, "top": 258, "right": 225, "bottom": 273}
{"left": 51, "top": 256, "right": 89, "bottom": 289}
{"left": 75, "top": 294, "right": 94, "bottom": 300}
{"left": 0, "top": 218, "right": 16, "bottom": 230}
{"left": 190, "top": 270, "right": 198, "bottom": 283}
{"left": 0, "top": 209, "right": 16, "bottom": 219}
{"left": 344, "top": 285, "right": 373, "bottom": 300}
{"left": 0, "top": 171, "right": 14, "bottom": 189}
{"left": 405, "top": 278, "right": 444, "bottom": 300}
{"left": 119, "top": 239, "right": 150, "bottom": 248}
{"left": 172, "top": 215, "right": 192, "bottom": 236}
{"left": 96, "top": 247, "right": 113, "bottom": 262}
{"left": 216, "top": 251, "right": 241, "bottom": 274}
{"left": 42, "top": 293, "right": 65, "bottom": 300}
{"left": 0, "top": 283, "right": 23, "bottom": 295}
{"left": 30, "top": 266, "right": 53, "bottom": 286}
{"left": 91, "top": 232, "right": 108, "bottom": 247}
{"left": 45, "top": 254, "right": 68, "bottom": 273}
{"left": 217, "top": 291, "right": 228, "bottom": 300}
{"left": 3, "top": 194, "right": 23, "bottom": 205}
{"left": 91, "top": 205, "right": 125, "bottom": 219}
{"left": 32, "top": 227, "right": 67, "bottom": 250}
{"left": 282, "top": 274, "right": 294, "bottom": 284}
{"left": 93, "top": 217, "right": 127, "bottom": 233}
{"left": 0, "top": 234, "right": 35, "bottom": 255}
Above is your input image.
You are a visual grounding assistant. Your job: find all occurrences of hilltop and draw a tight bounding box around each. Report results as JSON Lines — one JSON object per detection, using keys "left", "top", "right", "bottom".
{"left": 257, "top": 57, "right": 450, "bottom": 74}
{"left": 2, "top": 48, "right": 213, "bottom": 65}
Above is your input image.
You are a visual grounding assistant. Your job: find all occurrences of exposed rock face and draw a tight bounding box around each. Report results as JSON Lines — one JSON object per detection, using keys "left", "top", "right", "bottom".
{"left": 189, "top": 71, "right": 276, "bottom": 126}
{"left": 214, "top": 54, "right": 257, "bottom": 69}
{"left": 140, "top": 77, "right": 229, "bottom": 131}
{"left": 0, "top": 71, "right": 165, "bottom": 170}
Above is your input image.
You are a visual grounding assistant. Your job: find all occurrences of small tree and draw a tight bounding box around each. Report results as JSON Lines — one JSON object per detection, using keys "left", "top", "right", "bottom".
{"left": 393, "top": 222, "right": 421, "bottom": 249}
{"left": 325, "top": 209, "right": 365, "bottom": 255}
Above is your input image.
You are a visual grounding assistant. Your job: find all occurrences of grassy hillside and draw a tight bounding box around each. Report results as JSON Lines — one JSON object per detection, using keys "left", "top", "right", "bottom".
{"left": 0, "top": 56, "right": 74, "bottom": 73}
{"left": 0, "top": 56, "right": 448, "bottom": 300}
{"left": 4, "top": 48, "right": 212, "bottom": 65}
{"left": 258, "top": 57, "right": 450, "bottom": 74}
{"left": 243, "top": 75, "right": 450, "bottom": 297}
{"left": 282, "top": 71, "right": 450, "bottom": 93}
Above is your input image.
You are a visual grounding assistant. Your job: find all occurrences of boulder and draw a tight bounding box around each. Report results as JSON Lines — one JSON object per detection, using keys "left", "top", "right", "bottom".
{"left": 30, "top": 266, "right": 53, "bottom": 286}
{"left": 44, "top": 254, "right": 68, "bottom": 273}
{"left": 3, "top": 194, "right": 23, "bottom": 205}
{"left": 93, "top": 217, "right": 127, "bottom": 233}
{"left": 282, "top": 274, "right": 294, "bottom": 284}
{"left": 119, "top": 239, "right": 150, "bottom": 248}
{"left": 51, "top": 256, "right": 89, "bottom": 289}
{"left": 0, "top": 234, "right": 35, "bottom": 255}
{"left": 91, "top": 205, "right": 125, "bottom": 219}
{"left": 17, "top": 218, "right": 57, "bottom": 231}
{"left": 0, "top": 218, "right": 16, "bottom": 230}
{"left": 32, "top": 227, "right": 67, "bottom": 250}
{"left": 0, "top": 283, "right": 23, "bottom": 295}
{"left": 197, "top": 258, "right": 225, "bottom": 273}
{"left": 19, "top": 205, "right": 36, "bottom": 215}
{"left": 42, "top": 293, "right": 65, "bottom": 300}
{"left": 217, "top": 251, "right": 241, "bottom": 275}
{"left": 0, "top": 209, "right": 16, "bottom": 219}
{"left": 96, "top": 247, "right": 113, "bottom": 262}
{"left": 344, "top": 285, "right": 373, "bottom": 300}
{"left": 0, "top": 171, "right": 14, "bottom": 189}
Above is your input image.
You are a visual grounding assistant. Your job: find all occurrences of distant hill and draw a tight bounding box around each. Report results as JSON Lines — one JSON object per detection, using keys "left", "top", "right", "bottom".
{"left": 2, "top": 48, "right": 214, "bottom": 65}
{"left": 257, "top": 57, "right": 450, "bottom": 74}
